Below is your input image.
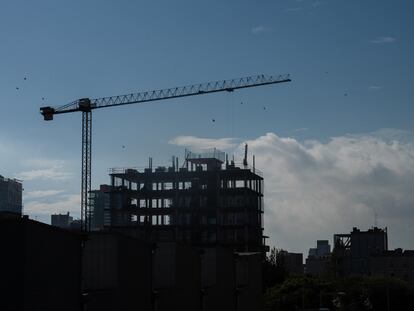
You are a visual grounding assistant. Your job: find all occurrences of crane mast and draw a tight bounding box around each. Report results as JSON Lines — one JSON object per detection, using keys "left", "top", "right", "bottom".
{"left": 40, "top": 74, "right": 291, "bottom": 231}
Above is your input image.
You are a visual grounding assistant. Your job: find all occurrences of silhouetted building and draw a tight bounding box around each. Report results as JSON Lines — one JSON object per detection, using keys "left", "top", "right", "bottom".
{"left": 308, "top": 240, "right": 331, "bottom": 258}
{"left": 107, "top": 149, "right": 266, "bottom": 253}
{"left": 89, "top": 185, "right": 111, "bottom": 231}
{"left": 70, "top": 218, "right": 82, "bottom": 230}
{"left": 153, "top": 242, "right": 201, "bottom": 311}
{"left": 235, "top": 252, "right": 263, "bottom": 311}
{"left": 82, "top": 232, "right": 152, "bottom": 311}
{"left": 284, "top": 252, "right": 304, "bottom": 275}
{"left": 306, "top": 240, "right": 331, "bottom": 276}
{"left": 0, "top": 213, "right": 82, "bottom": 311}
{"left": 0, "top": 175, "right": 22, "bottom": 215}
{"left": 333, "top": 227, "right": 388, "bottom": 276}
{"left": 51, "top": 212, "right": 73, "bottom": 228}
{"left": 370, "top": 248, "right": 414, "bottom": 286}
{"left": 200, "top": 247, "right": 237, "bottom": 311}
{"left": 306, "top": 256, "right": 331, "bottom": 276}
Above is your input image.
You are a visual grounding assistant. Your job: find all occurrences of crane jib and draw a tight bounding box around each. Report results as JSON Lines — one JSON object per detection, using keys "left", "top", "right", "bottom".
{"left": 41, "top": 74, "right": 291, "bottom": 116}
{"left": 39, "top": 73, "right": 291, "bottom": 231}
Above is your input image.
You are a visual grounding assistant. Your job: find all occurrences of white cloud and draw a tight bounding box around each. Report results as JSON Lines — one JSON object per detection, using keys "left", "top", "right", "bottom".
{"left": 251, "top": 25, "right": 271, "bottom": 34}
{"left": 370, "top": 36, "right": 397, "bottom": 44}
{"left": 169, "top": 135, "right": 239, "bottom": 151}
{"left": 206, "top": 130, "right": 414, "bottom": 254}
{"left": 17, "top": 159, "right": 72, "bottom": 181}
{"left": 24, "top": 190, "right": 65, "bottom": 199}
{"left": 18, "top": 168, "right": 72, "bottom": 181}
{"left": 24, "top": 194, "right": 80, "bottom": 216}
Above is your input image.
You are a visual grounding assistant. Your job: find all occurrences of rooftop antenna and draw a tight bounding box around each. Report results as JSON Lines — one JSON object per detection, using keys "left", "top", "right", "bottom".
{"left": 243, "top": 143, "right": 248, "bottom": 168}
{"left": 183, "top": 148, "right": 189, "bottom": 169}
{"left": 253, "top": 155, "right": 256, "bottom": 173}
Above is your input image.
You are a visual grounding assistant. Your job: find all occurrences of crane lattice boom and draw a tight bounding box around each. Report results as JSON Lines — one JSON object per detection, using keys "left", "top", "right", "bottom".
{"left": 40, "top": 73, "right": 291, "bottom": 231}
{"left": 40, "top": 74, "right": 290, "bottom": 120}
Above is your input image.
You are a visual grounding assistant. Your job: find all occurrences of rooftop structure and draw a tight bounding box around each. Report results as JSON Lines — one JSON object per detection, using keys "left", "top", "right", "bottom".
{"left": 107, "top": 148, "right": 266, "bottom": 253}
{"left": 333, "top": 227, "right": 388, "bottom": 276}
{"left": 0, "top": 175, "right": 22, "bottom": 215}
{"left": 306, "top": 240, "right": 331, "bottom": 276}
{"left": 51, "top": 212, "right": 73, "bottom": 229}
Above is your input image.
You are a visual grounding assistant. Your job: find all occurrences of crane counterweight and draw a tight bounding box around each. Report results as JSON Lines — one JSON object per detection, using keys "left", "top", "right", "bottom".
{"left": 40, "top": 106, "right": 55, "bottom": 121}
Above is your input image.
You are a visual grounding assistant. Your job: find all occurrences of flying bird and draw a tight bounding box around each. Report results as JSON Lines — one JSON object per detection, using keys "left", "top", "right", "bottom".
{"left": 263, "top": 107, "right": 266, "bottom": 110}
{"left": 344, "top": 93, "right": 348, "bottom": 97}
{"left": 212, "top": 119, "right": 216, "bottom": 122}
{"left": 24, "top": 77, "right": 27, "bottom": 80}
{"left": 41, "top": 97, "right": 45, "bottom": 101}
{"left": 16, "top": 87, "right": 19, "bottom": 90}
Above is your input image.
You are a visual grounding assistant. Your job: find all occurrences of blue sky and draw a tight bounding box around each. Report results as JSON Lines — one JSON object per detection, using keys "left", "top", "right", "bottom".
{"left": 1, "top": 0, "right": 413, "bottom": 253}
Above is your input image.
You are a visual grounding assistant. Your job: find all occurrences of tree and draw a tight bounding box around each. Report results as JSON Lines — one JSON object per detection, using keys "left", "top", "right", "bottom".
{"left": 263, "top": 247, "right": 289, "bottom": 290}
{"left": 264, "top": 275, "right": 414, "bottom": 311}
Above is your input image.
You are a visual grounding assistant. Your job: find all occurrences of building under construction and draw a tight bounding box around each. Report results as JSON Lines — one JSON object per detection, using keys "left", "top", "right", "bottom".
{"left": 105, "top": 148, "right": 267, "bottom": 253}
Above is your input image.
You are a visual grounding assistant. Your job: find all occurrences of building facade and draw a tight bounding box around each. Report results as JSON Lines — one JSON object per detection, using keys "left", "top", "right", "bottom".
{"left": 308, "top": 240, "right": 331, "bottom": 258}
{"left": 370, "top": 249, "right": 414, "bottom": 286}
{"left": 51, "top": 212, "right": 73, "bottom": 229}
{"left": 89, "top": 184, "right": 112, "bottom": 231}
{"left": 306, "top": 240, "right": 331, "bottom": 276}
{"left": 0, "top": 175, "right": 22, "bottom": 215}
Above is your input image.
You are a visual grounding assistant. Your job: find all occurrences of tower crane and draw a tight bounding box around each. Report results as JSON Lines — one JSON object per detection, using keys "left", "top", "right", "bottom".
{"left": 40, "top": 74, "right": 291, "bottom": 231}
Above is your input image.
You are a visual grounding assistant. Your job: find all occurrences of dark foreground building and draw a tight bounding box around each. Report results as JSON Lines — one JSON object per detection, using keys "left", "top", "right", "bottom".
{"left": 333, "top": 227, "right": 388, "bottom": 276}
{"left": 3, "top": 149, "right": 266, "bottom": 311}
{"left": 2, "top": 216, "right": 264, "bottom": 311}
{"left": 0, "top": 212, "right": 82, "bottom": 311}
{"left": 370, "top": 248, "right": 414, "bottom": 286}
{"left": 82, "top": 232, "right": 152, "bottom": 311}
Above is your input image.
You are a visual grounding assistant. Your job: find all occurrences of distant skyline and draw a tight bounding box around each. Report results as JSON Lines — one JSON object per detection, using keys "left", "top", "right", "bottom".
{"left": 1, "top": 0, "right": 413, "bottom": 255}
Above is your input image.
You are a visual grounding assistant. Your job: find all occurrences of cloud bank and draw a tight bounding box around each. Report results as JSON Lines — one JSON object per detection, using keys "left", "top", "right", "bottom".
{"left": 370, "top": 36, "right": 396, "bottom": 44}
{"left": 172, "top": 129, "right": 414, "bottom": 254}
{"left": 17, "top": 159, "right": 72, "bottom": 181}
{"left": 24, "top": 193, "right": 80, "bottom": 216}
{"left": 242, "top": 130, "right": 414, "bottom": 253}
